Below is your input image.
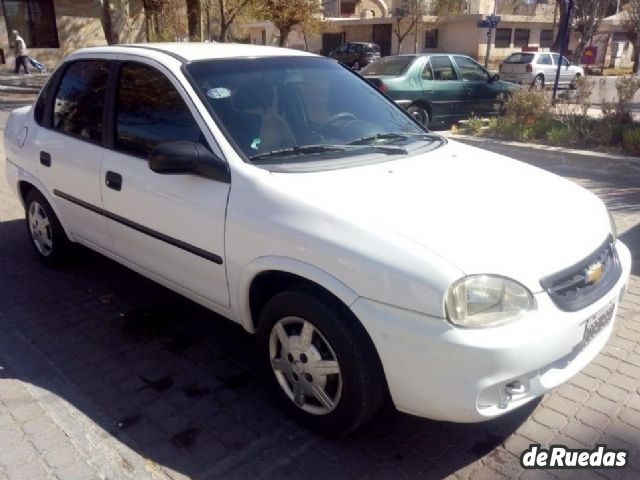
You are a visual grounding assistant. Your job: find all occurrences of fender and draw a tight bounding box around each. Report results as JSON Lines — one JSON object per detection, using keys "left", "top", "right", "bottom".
{"left": 9, "top": 162, "right": 75, "bottom": 242}
{"left": 235, "top": 256, "right": 360, "bottom": 333}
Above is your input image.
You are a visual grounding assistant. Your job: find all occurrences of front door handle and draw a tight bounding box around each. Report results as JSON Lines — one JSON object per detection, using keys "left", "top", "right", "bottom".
{"left": 40, "top": 151, "right": 51, "bottom": 167}
{"left": 465, "top": 88, "right": 474, "bottom": 95}
{"left": 105, "top": 171, "right": 122, "bottom": 191}
{"left": 424, "top": 89, "right": 435, "bottom": 94}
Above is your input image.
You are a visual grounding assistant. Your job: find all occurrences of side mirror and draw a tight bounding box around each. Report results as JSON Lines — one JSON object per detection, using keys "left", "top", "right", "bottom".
{"left": 489, "top": 73, "right": 499, "bottom": 83}
{"left": 149, "top": 141, "right": 230, "bottom": 184}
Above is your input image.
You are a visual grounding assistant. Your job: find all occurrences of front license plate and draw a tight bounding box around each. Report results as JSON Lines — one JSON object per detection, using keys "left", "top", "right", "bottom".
{"left": 582, "top": 301, "right": 615, "bottom": 348}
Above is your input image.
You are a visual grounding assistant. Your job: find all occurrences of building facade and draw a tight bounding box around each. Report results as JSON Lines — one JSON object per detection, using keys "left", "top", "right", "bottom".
{"left": 0, "top": 0, "right": 146, "bottom": 69}
{"left": 248, "top": 0, "right": 572, "bottom": 66}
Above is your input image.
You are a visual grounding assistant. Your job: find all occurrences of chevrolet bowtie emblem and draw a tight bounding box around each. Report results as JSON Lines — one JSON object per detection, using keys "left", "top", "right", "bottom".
{"left": 585, "top": 262, "right": 604, "bottom": 284}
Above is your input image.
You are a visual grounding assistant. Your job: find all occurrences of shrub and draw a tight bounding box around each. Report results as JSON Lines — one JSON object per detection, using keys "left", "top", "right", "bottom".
{"left": 460, "top": 114, "right": 485, "bottom": 136}
{"left": 622, "top": 128, "right": 640, "bottom": 156}
{"left": 546, "top": 125, "right": 574, "bottom": 145}
{"left": 503, "top": 87, "right": 552, "bottom": 123}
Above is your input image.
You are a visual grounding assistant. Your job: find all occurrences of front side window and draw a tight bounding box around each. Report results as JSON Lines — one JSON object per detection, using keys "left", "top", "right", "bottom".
{"left": 53, "top": 60, "right": 109, "bottom": 142}
{"left": 429, "top": 56, "right": 458, "bottom": 81}
{"left": 115, "top": 63, "right": 202, "bottom": 157}
{"left": 2, "top": 0, "right": 59, "bottom": 48}
{"left": 551, "top": 54, "right": 570, "bottom": 66}
{"left": 186, "top": 57, "right": 435, "bottom": 169}
{"left": 454, "top": 56, "right": 488, "bottom": 82}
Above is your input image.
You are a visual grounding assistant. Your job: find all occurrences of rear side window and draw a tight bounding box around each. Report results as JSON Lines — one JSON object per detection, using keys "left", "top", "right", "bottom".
{"left": 504, "top": 53, "right": 535, "bottom": 64}
{"left": 360, "top": 56, "right": 414, "bottom": 76}
{"left": 52, "top": 60, "right": 110, "bottom": 142}
{"left": 115, "top": 63, "right": 202, "bottom": 157}
{"left": 537, "top": 54, "right": 552, "bottom": 65}
{"left": 430, "top": 56, "right": 458, "bottom": 81}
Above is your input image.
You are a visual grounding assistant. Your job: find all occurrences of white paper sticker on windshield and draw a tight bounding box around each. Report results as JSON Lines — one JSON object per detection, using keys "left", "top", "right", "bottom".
{"left": 207, "top": 87, "right": 231, "bottom": 99}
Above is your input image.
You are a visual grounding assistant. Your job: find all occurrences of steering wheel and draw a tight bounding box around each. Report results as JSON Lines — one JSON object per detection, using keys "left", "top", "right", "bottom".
{"left": 324, "top": 112, "right": 358, "bottom": 129}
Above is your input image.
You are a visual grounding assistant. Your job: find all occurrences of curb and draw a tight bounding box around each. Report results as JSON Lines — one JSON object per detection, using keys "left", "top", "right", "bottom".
{"left": 0, "top": 85, "right": 40, "bottom": 94}
{"left": 442, "top": 132, "right": 640, "bottom": 179}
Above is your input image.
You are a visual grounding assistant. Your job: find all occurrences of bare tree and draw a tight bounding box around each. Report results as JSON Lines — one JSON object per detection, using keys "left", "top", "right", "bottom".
{"left": 622, "top": 0, "right": 640, "bottom": 73}
{"left": 186, "top": 0, "right": 203, "bottom": 41}
{"left": 432, "top": 0, "right": 467, "bottom": 15}
{"left": 257, "top": 0, "right": 322, "bottom": 47}
{"left": 572, "top": 0, "right": 615, "bottom": 63}
{"left": 394, "top": 0, "right": 428, "bottom": 54}
{"left": 209, "top": 0, "right": 255, "bottom": 42}
{"left": 99, "top": 0, "right": 116, "bottom": 44}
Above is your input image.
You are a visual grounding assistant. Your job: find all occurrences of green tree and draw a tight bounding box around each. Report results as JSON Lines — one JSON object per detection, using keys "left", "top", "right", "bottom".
{"left": 394, "top": 0, "right": 429, "bottom": 54}
{"left": 257, "top": 0, "right": 323, "bottom": 47}
{"left": 432, "top": 0, "right": 467, "bottom": 15}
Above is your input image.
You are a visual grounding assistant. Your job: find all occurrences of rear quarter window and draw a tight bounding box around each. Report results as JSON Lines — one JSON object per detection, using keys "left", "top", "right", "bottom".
{"left": 504, "top": 53, "right": 535, "bottom": 64}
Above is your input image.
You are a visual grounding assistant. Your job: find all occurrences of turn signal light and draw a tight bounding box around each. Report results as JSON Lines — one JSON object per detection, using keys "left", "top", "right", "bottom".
{"left": 378, "top": 83, "right": 388, "bottom": 93}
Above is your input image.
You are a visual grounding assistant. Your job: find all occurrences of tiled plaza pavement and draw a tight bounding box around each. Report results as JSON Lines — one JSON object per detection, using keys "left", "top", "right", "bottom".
{"left": 1, "top": 134, "right": 639, "bottom": 478}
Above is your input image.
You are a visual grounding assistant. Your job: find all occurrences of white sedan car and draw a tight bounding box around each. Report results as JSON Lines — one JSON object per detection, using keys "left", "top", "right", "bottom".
{"left": 4, "top": 43, "right": 630, "bottom": 434}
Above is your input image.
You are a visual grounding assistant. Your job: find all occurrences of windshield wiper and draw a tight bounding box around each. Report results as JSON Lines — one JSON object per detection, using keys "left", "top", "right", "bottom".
{"left": 249, "top": 143, "right": 406, "bottom": 162}
{"left": 348, "top": 132, "right": 440, "bottom": 145}
{"left": 249, "top": 145, "right": 348, "bottom": 162}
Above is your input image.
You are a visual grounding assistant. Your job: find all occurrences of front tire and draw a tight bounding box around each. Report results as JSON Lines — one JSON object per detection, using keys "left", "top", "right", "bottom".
{"left": 407, "top": 104, "right": 430, "bottom": 127}
{"left": 25, "top": 189, "right": 71, "bottom": 266}
{"left": 257, "top": 289, "right": 385, "bottom": 435}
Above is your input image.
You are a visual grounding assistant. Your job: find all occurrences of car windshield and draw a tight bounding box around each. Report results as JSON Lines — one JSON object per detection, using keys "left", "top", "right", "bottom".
{"left": 361, "top": 56, "right": 415, "bottom": 76}
{"left": 504, "top": 53, "right": 535, "bottom": 64}
{"left": 186, "top": 56, "right": 437, "bottom": 170}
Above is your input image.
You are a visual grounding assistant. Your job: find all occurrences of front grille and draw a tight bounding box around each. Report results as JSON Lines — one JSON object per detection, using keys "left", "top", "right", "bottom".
{"left": 540, "top": 236, "right": 621, "bottom": 312}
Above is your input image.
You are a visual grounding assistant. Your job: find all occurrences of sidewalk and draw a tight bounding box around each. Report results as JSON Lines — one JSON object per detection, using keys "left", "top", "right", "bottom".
{"left": 0, "top": 71, "right": 49, "bottom": 94}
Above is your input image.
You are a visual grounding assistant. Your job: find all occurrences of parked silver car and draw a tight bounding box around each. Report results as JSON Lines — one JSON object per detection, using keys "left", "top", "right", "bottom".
{"left": 499, "top": 52, "right": 584, "bottom": 89}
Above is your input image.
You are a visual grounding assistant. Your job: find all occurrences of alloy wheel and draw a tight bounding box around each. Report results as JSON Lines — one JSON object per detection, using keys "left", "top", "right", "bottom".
{"left": 28, "top": 201, "right": 53, "bottom": 256}
{"left": 269, "top": 316, "right": 342, "bottom": 415}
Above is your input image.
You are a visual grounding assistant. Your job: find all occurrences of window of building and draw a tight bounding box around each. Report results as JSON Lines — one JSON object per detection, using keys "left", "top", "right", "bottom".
{"left": 514, "top": 28, "right": 530, "bottom": 48}
{"left": 53, "top": 61, "right": 109, "bottom": 143}
{"left": 340, "top": 1, "right": 356, "bottom": 15}
{"left": 454, "top": 56, "right": 488, "bottom": 82}
{"left": 540, "top": 29, "right": 553, "bottom": 48}
{"left": 116, "top": 63, "right": 202, "bottom": 157}
{"left": 495, "top": 28, "right": 512, "bottom": 48}
{"left": 424, "top": 29, "right": 438, "bottom": 49}
{"left": 429, "top": 56, "right": 458, "bottom": 81}
{"left": 2, "top": 0, "right": 59, "bottom": 48}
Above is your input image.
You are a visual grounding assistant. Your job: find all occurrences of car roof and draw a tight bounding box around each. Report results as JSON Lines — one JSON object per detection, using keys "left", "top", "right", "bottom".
{"left": 68, "top": 42, "right": 317, "bottom": 63}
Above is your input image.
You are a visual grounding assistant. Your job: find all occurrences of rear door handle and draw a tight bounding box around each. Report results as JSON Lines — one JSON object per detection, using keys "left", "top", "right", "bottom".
{"left": 424, "top": 89, "right": 435, "bottom": 94}
{"left": 105, "top": 171, "right": 122, "bottom": 191}
{"left": 40, "top": 151, "right": 51, "bottom": 167}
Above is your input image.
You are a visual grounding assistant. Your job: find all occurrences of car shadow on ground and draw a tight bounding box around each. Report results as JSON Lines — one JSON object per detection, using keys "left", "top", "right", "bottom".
{"left": 0, "top": 217, "right": 539, "bottom": 479}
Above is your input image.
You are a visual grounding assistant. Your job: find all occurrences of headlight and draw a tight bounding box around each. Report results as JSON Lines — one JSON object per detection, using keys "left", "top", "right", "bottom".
{"left": 446, "top": 275, "right": 534, "bottom": 328}
{"left": 608, "top": 209, "right": 617, "bottom": 241}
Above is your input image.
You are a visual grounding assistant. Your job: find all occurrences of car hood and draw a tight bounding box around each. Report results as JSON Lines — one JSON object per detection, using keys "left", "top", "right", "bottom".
{"left": 269, "top": 139, "right": 611, "bottom": 292}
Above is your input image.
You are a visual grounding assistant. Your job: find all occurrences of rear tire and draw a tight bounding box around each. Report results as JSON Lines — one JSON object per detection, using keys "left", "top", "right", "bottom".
{"left": 407, "top": 104, "right": 430, "bottom": 127}
{"left": 531, "top": 74, "right": 544, "bottom": 89}
{"left": 570, "top": 74, "right": 581, "bottom": 90}
{"left": 24, "top": 189, "right": 71, "bottom": 266}
{"left": 257, "top": 288, "right": 386, "bottom": 435}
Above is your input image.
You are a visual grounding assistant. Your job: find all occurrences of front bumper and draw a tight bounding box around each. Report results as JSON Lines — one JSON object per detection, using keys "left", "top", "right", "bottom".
{"left": 352, "top": 240, "right": 631, "bottom": 422}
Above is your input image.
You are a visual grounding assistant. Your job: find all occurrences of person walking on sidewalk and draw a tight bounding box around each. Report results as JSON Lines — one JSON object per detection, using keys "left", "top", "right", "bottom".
{"left": 12, "top": 30, "right": 29, "bottom": 74}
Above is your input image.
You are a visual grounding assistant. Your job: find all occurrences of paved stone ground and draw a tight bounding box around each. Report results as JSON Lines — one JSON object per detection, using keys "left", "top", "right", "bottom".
{"left": 0, "top": 104, "right": 639, "bottom": 479}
